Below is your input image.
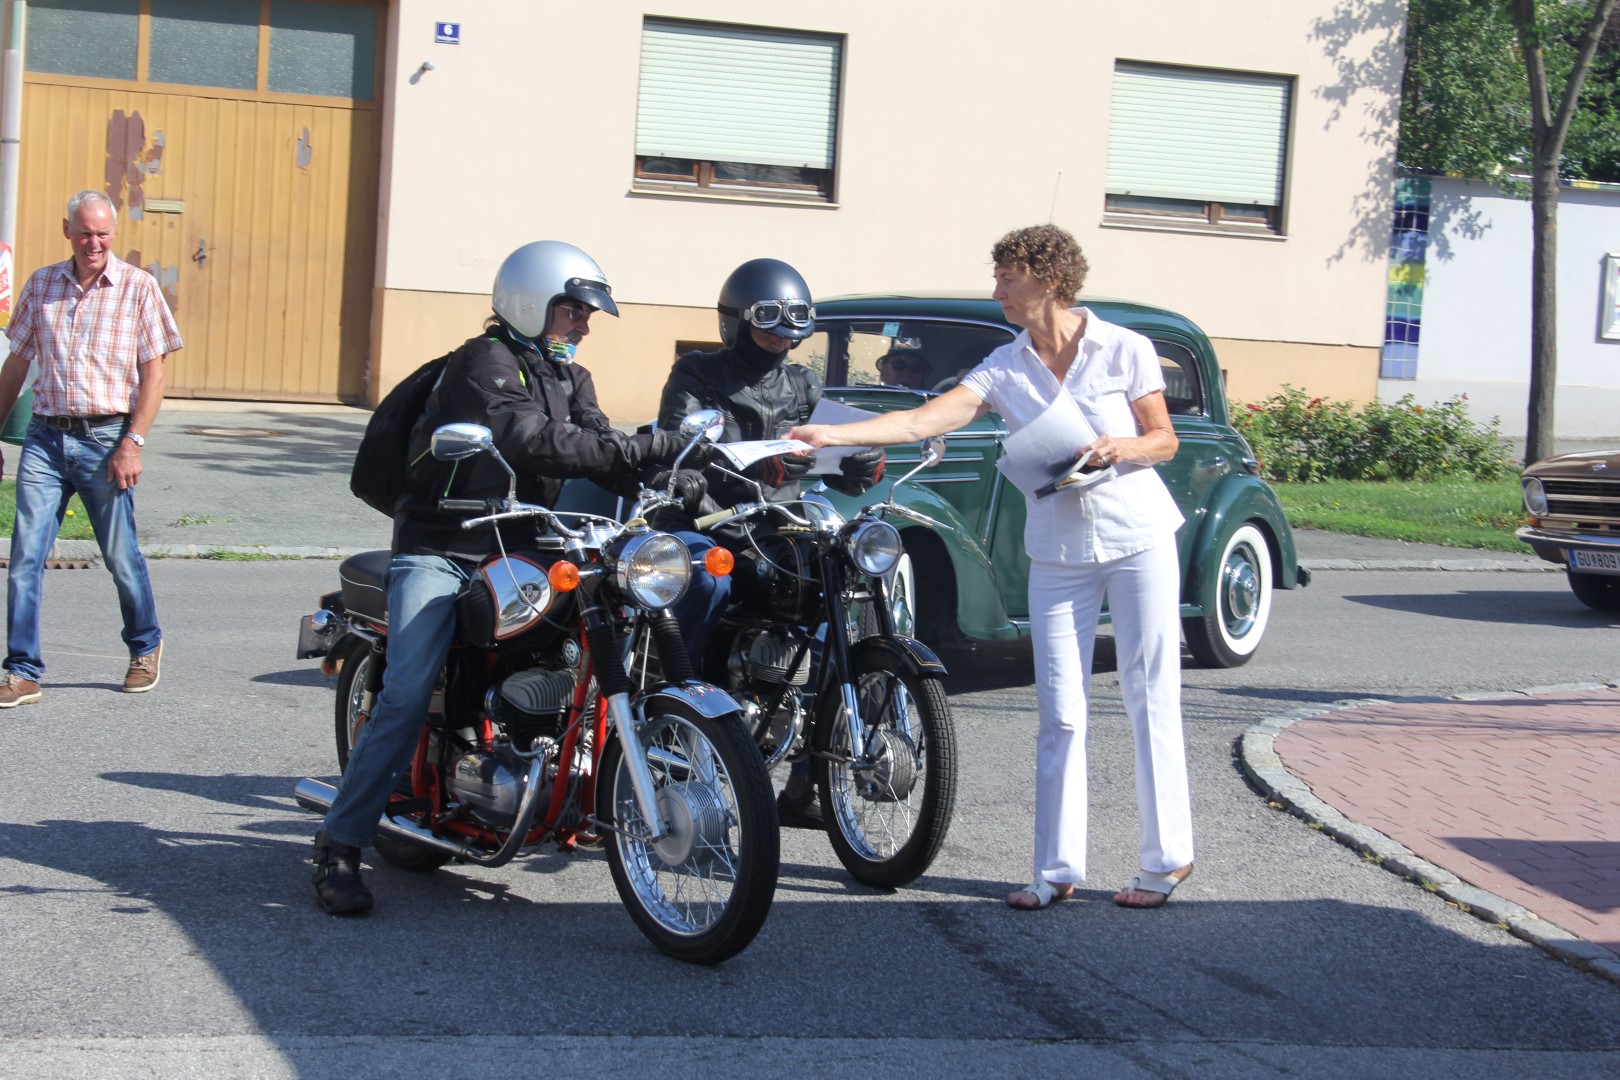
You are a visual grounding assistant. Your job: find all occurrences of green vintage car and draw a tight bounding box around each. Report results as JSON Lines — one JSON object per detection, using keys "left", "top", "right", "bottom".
{"left": 799, "top": 293, "right": 1310, "bottom": 668}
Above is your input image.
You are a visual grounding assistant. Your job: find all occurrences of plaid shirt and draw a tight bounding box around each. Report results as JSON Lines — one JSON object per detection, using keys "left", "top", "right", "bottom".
{"left": 6, "top": 252, "right": 183, "bottom": 417}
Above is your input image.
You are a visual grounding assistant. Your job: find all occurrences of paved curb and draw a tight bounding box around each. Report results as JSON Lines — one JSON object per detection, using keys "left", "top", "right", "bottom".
{"left": 1239, "top": 683, "right": 1620, "bottom": 986}
{"left": 3, "top": 540, "right": 375, "bottom": 562}
{"left": 1299, "top": 557, "right": 1554, "bottom": 573}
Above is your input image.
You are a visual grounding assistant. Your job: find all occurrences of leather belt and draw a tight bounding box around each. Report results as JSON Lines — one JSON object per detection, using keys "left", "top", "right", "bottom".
{"left": 38, "top": 413, "right": 128, "bottom": 434}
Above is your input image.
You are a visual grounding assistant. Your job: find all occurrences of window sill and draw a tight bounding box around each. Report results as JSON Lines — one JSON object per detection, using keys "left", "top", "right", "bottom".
{"left": 628, "top": 183, "right": 839, "bottom": 210}
{"left": 1099, "top": 215, "right": 1286, "bottom": 241}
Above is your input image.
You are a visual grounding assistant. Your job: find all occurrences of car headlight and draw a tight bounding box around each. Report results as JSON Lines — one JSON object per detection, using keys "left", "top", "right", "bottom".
{"left": 848, "top": 520, "right": 903, "bottom": 577}
{"left": 613, "top": 532, "right": 691, "bottom": 609}
{"left": 1522, "top": 476, "right": 1549, "bottom": 517}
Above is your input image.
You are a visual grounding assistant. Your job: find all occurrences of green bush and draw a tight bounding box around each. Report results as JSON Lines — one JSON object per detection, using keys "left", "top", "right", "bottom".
{"left": 1234, "top": 386, "right": 1512, "bottom": 483}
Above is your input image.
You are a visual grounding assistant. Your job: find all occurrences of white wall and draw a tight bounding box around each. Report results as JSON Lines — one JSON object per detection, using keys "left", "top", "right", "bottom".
{"left": 377, "top": 0, "right": 1401, "bottom": 347}
{"left": 1381, "top": 175, "right": 1620, "bottom": 438}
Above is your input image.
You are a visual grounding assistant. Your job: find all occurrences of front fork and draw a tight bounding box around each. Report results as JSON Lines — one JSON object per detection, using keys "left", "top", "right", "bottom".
{"left": 581, "top": 594, "right": 670, "bottom": 842}
{"left": 823, "top": 560, "right": 870, "bottom": 761}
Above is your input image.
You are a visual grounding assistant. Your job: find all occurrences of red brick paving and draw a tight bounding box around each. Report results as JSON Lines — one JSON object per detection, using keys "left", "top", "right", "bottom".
{"left": 1274, "top": 686, "right": 1620, "bottom": 958}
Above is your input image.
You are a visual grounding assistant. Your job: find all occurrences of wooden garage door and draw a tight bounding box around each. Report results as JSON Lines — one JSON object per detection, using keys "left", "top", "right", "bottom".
{"left": 17, "top": 0, "right": 383, "bottom": 403}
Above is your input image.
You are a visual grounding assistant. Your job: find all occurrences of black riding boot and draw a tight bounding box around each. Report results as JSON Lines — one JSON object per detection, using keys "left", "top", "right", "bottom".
{"left": 312, "top": 830, "right": 374, "bottom": 915}
{"left": 777, "top": 765, "right": 823, "bottom": 829}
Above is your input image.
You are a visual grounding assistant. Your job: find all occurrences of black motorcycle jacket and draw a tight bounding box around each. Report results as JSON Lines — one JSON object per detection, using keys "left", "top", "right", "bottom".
{"left": 655, "top": 340, "right": 822, "bottom": 540}
{"left": 396, "top": 329, "right": 668, "bottom": 560}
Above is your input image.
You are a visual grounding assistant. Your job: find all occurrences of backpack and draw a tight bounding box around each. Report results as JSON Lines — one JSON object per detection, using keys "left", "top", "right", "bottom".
{"left": 349, "top": 352, "right": 451, "bottom": 516}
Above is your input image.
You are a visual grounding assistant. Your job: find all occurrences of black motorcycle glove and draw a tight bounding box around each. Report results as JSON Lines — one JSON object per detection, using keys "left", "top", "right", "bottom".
{"left": 749, "top": 451, "right": 813, "bottom": 490}
{"left": 644, "top": 430, "right": 686, "bottom": 466}
{"left": 651, "top": 469, "right": 709, "bottom": 513}
{"left": 825, "top": 447, "right": 885, "bottom": 496}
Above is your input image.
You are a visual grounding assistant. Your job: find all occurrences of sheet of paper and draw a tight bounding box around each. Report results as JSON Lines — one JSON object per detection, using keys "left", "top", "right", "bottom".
{"left": 805, "top": 398, "right": 881, "bottom": 474}
{"left": 714, "top": 438, "right": 815, "bottom": 472}
{"left": 994, "top": 391, "right": 1105, "bottom": 499}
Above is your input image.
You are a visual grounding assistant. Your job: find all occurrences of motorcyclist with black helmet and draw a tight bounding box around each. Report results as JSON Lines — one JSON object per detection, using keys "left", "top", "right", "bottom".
{"left": 312, "top": 241, "right": 692, "bottom": 916}
{"left": 654, "top": 258, "right": 885, "bottom": 828}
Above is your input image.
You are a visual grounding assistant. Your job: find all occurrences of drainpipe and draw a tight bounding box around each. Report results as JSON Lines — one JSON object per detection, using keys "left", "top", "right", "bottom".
{"left": 0, "top": 1, "right": 23, "bottom": 252}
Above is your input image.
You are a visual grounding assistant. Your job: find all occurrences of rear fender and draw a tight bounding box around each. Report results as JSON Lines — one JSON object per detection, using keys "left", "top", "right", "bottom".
{"left": 1184, "top": 477, "right": 1305, "bottom": 607}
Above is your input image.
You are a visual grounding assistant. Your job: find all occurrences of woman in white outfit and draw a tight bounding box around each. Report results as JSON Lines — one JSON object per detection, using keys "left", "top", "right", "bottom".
{"left": 790, "top": 224, "right": 1194, "bottom": 910}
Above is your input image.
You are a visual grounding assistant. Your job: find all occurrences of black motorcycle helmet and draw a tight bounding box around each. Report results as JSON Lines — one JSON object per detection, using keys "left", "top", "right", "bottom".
{"left": 716, "top": 258, "right": 815, "bottom": 348}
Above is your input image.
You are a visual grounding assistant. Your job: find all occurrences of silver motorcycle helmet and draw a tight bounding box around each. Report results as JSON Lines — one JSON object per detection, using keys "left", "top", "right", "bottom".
{"left": 716, "top": 258, "right": 815, "bottom": 348}
{"left": 491, "top": 240, "right": 619, "bottom": 340}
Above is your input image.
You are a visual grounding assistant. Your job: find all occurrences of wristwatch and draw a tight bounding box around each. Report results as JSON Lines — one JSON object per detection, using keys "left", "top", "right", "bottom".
{"left": 123, "top": 431, "right": 145, "bottom": 448}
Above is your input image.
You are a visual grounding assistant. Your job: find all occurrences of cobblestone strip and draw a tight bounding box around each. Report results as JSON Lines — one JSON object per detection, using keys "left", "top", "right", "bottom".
{"left": 1239, "top": 689, "right": 1620, "bottom": 986}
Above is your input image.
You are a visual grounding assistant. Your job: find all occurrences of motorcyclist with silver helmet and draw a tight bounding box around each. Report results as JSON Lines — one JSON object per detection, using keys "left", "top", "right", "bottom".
{"left": 312, "top": 241, "right": 693, "bottom": 916}
{"left": 653, "top": 258, "right": 885, "bottom": 829}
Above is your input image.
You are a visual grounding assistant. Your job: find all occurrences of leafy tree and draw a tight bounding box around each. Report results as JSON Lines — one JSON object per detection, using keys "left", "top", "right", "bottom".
{"left": 1400, "top": 0, "right": 1620, "bottom": 464}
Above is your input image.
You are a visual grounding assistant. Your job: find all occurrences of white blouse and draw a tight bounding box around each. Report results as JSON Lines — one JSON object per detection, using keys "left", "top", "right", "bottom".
{"left": 960, "top": 309, "right": 1184, "bottom": 564}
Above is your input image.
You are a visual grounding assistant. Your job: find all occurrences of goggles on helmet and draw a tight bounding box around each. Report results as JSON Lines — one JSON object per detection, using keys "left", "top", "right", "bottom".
{"left": 742, "top": 300, "right": 815, "bottom": 331}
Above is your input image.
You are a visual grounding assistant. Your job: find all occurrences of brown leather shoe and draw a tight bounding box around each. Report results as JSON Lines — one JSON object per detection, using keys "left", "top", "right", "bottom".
{"left": 0, "top": 672, "right": 41, "bottom": 708}
{"left": 124, "top": 644, "right": 162, "bottom": 693}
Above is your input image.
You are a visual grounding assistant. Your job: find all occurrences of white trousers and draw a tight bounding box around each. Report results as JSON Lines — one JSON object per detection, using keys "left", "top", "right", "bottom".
{"left": 1028, "top": 542, "right": 1194, "bottom": 884}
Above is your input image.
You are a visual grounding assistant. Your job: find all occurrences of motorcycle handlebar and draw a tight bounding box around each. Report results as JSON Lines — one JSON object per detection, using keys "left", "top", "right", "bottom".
{"left": 438, "top": 499, "right": 489, "bottom": 514}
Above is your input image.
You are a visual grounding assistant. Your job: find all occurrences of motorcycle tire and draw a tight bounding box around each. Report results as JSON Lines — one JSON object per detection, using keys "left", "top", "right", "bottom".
{"left": 332, "top": 637, "right": 374, "bottom": 772}
{"left": 811, "top": 654, "right": 957, "bottom": 890}
{"left": 597, "top": 702, "right": 779, "bottom": 965}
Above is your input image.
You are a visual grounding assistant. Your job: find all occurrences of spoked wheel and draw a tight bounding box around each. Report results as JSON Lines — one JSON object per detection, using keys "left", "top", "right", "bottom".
{"left": 332, "top": 637, "right": 374, "bottom": 771}
{"left": 811, "top": 655, "right": 957, "bottom": 889}
{"left": 599, "top": 703, "right": 778, "bottom": 964}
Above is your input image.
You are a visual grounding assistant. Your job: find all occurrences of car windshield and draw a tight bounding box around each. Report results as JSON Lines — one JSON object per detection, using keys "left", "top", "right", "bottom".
{"left": 800, "top": 319, "right": 1016, "bottom": 394}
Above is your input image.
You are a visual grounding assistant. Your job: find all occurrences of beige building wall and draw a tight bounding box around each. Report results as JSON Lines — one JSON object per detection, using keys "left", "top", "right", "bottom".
{"left": 368, "top": 1, "right": 1403, "bottom": 414}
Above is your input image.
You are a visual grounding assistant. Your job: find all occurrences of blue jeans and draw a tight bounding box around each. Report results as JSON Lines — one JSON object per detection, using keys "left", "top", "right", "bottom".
{"left": 321, "top": 553, "right": 471, "bottom": 849}
{"left": 6, "top": 418, "right": 160, "bottom": 682}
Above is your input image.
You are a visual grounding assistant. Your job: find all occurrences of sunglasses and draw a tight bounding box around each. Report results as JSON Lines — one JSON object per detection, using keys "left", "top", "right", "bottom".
{"left": 742, "top": 300, "right": 815, "bottom": 330}
{"left": 883, "top": 358, "right": 930, "bottom": 374}
{"left": 554, "top": 303, "right": 592, "bottom": 324}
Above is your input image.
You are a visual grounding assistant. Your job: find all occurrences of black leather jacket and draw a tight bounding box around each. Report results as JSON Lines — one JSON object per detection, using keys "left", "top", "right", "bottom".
{"left": 396, "top": 329, "right": 662, "bottom": 560}
{"left": 656, "top": 344, "right": 822, "bottom": 523}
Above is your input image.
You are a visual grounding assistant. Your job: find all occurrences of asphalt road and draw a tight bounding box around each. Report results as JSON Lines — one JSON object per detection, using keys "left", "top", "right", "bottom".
{"left": 0, "top": 554, "right": 1616, "bottom": 1078}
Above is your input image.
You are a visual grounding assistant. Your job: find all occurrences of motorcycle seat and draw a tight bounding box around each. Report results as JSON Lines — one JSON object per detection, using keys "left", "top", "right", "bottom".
{"left": 338, "top": 549, "right": 391, "bottom": 624}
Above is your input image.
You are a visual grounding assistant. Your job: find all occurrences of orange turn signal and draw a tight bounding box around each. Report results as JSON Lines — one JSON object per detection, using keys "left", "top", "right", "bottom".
{"left": 704, "top": 546, "right": 735, "bottom": 577}
{"left": 548, "top": 561, "right": 581, "bottom": 592}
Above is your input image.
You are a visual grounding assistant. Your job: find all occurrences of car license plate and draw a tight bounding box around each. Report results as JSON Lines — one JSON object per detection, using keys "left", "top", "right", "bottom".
{"left": 1569, "top": 548, "right": 1620, "bottom": 575}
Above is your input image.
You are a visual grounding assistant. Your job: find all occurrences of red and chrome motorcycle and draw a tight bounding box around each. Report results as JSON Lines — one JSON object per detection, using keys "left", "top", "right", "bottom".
{"left": 294, "top": 411, "right": 778, "bottom": 964}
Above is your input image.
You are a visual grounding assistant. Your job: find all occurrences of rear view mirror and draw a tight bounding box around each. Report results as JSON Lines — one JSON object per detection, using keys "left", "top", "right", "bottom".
{"left": 431, "top": 424, "right": 495, "bottom": 461}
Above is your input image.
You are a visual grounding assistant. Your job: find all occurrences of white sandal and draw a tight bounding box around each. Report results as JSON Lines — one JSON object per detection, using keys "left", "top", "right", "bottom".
{"left": 1006, "top": 879, "right": 1074, "bottom": 910}
{"left": 1114, "top": 865, "right": 1192, "bottom": 909}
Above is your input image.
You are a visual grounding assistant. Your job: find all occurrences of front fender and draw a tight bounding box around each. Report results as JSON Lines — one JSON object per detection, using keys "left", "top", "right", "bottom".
{"left": 850, "top": 634, "right": 948, "bottom": 679}
{"left": 635, "top": 681, "right": 747, "bottom": 721}
{"left": 1184, "top": 476, "right": 1305, "bottom": 608}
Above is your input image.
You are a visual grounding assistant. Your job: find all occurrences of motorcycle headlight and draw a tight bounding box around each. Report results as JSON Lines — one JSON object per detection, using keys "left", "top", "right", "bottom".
{"left": 1522, "top": 476, "right": 1549, "bottom": 517}
{"left": 848, "top": 520, "right": 903, "bottom": 577}
{"left": 613, "top": 532, "right": 691, "bottom": 609}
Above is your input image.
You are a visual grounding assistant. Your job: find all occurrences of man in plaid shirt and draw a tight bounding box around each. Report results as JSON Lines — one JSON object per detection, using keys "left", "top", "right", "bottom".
{"left": 0, "top": 189, "right": 182, "bottom": 707}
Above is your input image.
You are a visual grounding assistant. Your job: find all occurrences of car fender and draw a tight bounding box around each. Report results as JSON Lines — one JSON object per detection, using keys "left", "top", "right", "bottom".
{"left": 1182, "top": 475, "right": 1305, "bottom": 608}
{"left": 821, "top": 478, "right": 1020, "bottom": 640}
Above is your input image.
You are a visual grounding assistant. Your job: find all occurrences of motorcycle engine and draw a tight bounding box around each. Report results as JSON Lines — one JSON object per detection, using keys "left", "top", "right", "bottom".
{"left": 486, "top": 668, "right": 577, "bottom": 747}
{"left": 738, "top": 629, "right": 811, "bottom": 687}
{"left": 445, "top": 746, "right": 531, "bottom": 826}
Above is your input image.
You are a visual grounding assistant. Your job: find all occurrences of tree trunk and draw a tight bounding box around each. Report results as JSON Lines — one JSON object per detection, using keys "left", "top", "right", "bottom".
{"left": 1524, "top": 161, "right": 1558, "bottom": 466}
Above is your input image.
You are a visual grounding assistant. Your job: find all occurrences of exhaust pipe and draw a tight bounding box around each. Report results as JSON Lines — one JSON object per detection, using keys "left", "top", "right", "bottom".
{"left": 293, "top": 777, "right": 478, "bottom": 862}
